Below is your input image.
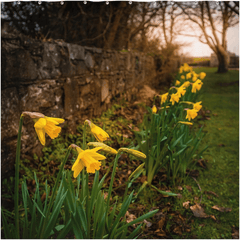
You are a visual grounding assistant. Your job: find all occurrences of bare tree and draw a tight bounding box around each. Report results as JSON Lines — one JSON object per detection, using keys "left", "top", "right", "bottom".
{"left": 178, "top": 1, "right": 239, "bottom": 73}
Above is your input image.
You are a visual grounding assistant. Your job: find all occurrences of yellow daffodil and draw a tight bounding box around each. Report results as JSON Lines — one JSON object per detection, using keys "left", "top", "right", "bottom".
{"left": 87, "top": 142, "right": 117, "bottom": 155}
{"left": 177, "top": 86, "right": 186, "bottom": 97}
{"left": 183, "top": 63, "right": 190, "bottom": 72}
{"left": 182, "top": 81, "right": 191, "bottom": 88}
{"left": 160, "top": 92, "right": 169, "bottom": 104}
{"left": 22, "top": 112, "right": 64, "bottom": 145}
{"left": 118, "top": 148, "right": 146, "bottom": 159}
{"left": 152, "top": 105, "right": 157, "bottom": 114}
{"left": 193, "top": 101, "right": 202, "bottom": 111}
{"left": 85, "top": 120, "right": 110, "bottom": 142}
{"left": 175, "top": 80, "right": 181, "bottom": 86}
{"left": 192, "top": 79, "right": 203, "bottom": 93}
{"left": 170, "top": 93, "right": 180, "bottom": 105}
{"left": 186, "top": 72, "right": 192, "bottom": 79}
{"left": 199, "top": 72, "right": 206, "bottom": 80}
{"left": 179, "top": 67, "right": 183, "bottom": 74}
{"left": 178, "top": 121, "right": 193, "bottom": 125}
{"left": 186, "top": 109, "right": 198, "bottom": 121}
{"left": 72, "top": 146, "right": 106, "bottom": 177}
{"left": 181, "top": 75, "right": 185, "bottom": 80}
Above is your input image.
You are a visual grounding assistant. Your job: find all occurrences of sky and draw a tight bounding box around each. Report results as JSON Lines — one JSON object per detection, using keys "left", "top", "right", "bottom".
{"left": 180, "top": 24, "right": 239, "bottom": 57}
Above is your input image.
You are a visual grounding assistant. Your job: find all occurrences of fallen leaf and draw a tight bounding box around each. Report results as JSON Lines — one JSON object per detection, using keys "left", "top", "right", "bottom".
{"left": 157, "top": 215, "right": 166, "bottom": 229}
{"left": 185, "top": 185, "right": 192, "bottom": 192}
{"left": 204, "top": 191, "right": 219, "bottom": 198}
{"left": 177, "top": 193, "right": 183, "bottom": 199}
{"left": 218, "top": 143, "right": 225, "bottom": 147}
{"left": 154, "top": 229, "right": 167, "bottom": 237}
{"left": 209, "top": 215, "right": 217, "bottom": 221}
{"left": 190, "top": 203, "right": 208, "bottom": 218}
{"left": 125, "top": 211, "right": 137, "bottom": 224}
{"left": 143, "top": 219, "right": 152, "bottom": 228}
{"left": 183, "top": 201, "right": 191, "bottom": 209}
{"left": 212, "top": 205, "right": 232, "bottom": 212}
{"left": 232, "top": 226, "right": 239, "bottom": 239}
{"left": 173, "top": 226, "right": 182, "bottom": 235}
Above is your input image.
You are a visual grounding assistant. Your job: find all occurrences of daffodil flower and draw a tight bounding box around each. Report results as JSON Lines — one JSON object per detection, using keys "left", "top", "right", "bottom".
{"left": 152, "top": 105, "right": 157, "bottom": 114}
{"left": 192, "top": 79, "right": 203, "bottom": 93}
{"left": 170, "top": 93, "right": 180, "bottom": 105}
{"left": 85, "top": 120, "right": 110, "bottom": 142}
{"left": 186, "top": 72, "right": 192, "bottom": 79}
{"left": 181, "top": 81, "right": 191, "bottom": 88}
{"left": 181, "top": 75, "right": 185, "bottom": 80}
{"left": 177, "top": 86, "right": 186, "bottom": 97}
{"left": 72, "top": 146, "right": 106, "bottom": 178}
{"left": 199, "top": 72, "right": 206, "bottom": 80}
{"left": 22, "top": 111, "right": 64, "bottom": 145}
{"left": 193, "top": 101, "right": 202, "bottom": 111}
{"left": 185, "top": 109, "right": 198, "bottom": 121}
{"left": 175, "top": 80, "right": 181, "bottom": 86}
{"left": 180, "top": 101, "right": 202, "bottom": 111}
{"left": 160, "top": 92, "right": 169, "bottom": 104}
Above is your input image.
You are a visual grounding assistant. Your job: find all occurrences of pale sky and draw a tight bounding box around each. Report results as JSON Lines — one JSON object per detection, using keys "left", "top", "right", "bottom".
{"left": 180, "top": 24, "right": 239, "bottom": 57}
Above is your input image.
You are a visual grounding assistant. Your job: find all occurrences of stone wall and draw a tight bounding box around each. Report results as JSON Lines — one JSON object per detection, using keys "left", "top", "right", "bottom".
{"left": 1, "top": 32, "right": 157, "bottom": 176}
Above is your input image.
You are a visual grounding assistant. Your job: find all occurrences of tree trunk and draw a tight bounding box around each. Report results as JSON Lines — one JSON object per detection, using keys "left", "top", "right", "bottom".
{"left": 216, "top": 50, "right": 229, "bottom": 73}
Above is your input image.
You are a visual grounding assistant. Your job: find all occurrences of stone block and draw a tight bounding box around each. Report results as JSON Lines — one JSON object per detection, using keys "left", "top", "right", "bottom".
{"left": 67, "top": 43, "right": 85, "bottom": 60}
{"left": 85, "top": 52, "right": 94, "bottom": 69}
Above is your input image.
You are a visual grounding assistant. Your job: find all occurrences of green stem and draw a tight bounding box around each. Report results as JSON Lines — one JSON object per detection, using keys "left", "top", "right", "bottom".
{"left": 40, "top": 148, "right": 71, "bottom": 238}
{"left": 106, "top": 152, "right": 121, "bottom": 212}
{"left": 14, "top": 116, "right": 24, "bottom": 239}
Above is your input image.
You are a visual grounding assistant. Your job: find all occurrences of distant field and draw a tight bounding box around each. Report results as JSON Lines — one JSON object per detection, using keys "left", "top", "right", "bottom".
{"left": 193, "top": 57, "right": 210, "bottom": 63}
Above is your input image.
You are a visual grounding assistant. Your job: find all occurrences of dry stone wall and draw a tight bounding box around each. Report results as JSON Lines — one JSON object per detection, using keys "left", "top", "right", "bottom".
{"left": 1, "top": 32, "right": 157, "bottom": 176}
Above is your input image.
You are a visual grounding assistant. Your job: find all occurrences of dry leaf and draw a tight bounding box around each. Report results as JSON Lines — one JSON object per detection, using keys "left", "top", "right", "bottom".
{"left": 204, "top": 191, "right": 219, "bottom": 198}
{"left": 190, "top": 203, "right": 208, "bottom": 218}
{"left": 173, "top": 226, "right": 182, "bottom": 235}
{"left": 157, "top": 215, "right": 166, "bottom": 229}
{"left": 209, "top": 215, "right": 217, "bottom": 221}
{"left": 125, "top": 211, "right": 137, "bottom": 224}
{"left": 177, "top": 193, "right": 183, "bottom": 199}
{"left": 154, "top": 229, "right": 167, "bottom": 237}
{"left": 183, "top": 201, "right": 191, "bottom": 209}
{"left": 143, "top": 219, "right": 152, "bottom": 228}
{"left": 232, "top": 227, "right": 239, "bottom": 239}
{"left": 212, "top": 205, "right": 232, "bottom": 212}
{"left": 185, "top": 185, "right": 192, "bottom": 192}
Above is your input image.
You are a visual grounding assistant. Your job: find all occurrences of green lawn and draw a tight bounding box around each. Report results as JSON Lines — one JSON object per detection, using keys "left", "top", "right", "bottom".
{"left": 184, "top": 67, "right": 239, "bottom": 238}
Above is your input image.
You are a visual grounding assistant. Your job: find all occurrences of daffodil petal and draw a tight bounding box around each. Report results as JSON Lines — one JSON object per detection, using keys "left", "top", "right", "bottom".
{"left": 34, "top": 118, "right": 47, "bottom": 128}
{"left": 35, "top": 127, "right": 46, "bottom": 145}
{"left": 46, "top": 117, "right": 65, "bottom": 124}
{"left": 73, "top": 160, "right": 85, "bottom": 178}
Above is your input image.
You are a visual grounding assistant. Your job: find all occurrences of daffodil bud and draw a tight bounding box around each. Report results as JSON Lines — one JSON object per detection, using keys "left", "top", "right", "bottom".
{"left": 118, "top": 148, "right": 146, "bottom": 159}
{"left": 87, "top": 142, "right": 117, "bottom": 155}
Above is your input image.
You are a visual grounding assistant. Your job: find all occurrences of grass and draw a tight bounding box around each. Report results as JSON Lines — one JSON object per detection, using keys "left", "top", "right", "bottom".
{"left": 177, "top": 67, "right": 239, "bottom": 238}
